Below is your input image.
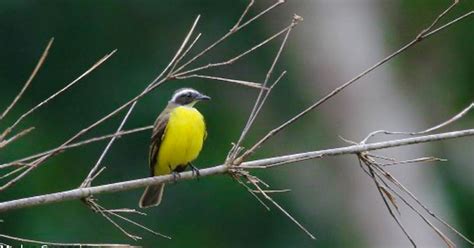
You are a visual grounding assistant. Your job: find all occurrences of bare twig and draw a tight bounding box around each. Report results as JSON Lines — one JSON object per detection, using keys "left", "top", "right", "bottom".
{"left": 251, "top": 189, "right": 291, "bottom": 194}
{"left": 175, "top": 74, "right": 265, "bottom": 89}
{"left": 0, "top": 233, "right": 131, "bottom": 247}
{"left": 0, "top": 38, "right": 53, "bottom": 121}
{"left": 85, "top": 199, "right": 171, "bottom": 240}
{"left": 373, "top": 161, "right": 473, "bottom": 245}
{"left": 0, "top": 125, "right": 153, "bottom": 170}
{"left": 173, "top": 21, "right": 298, "bottom": 78}
{"left": 361, "top": 102, "right": 474, "bottom": 144}
{"left": 1, "top": 49, "right": 117, "bottom": 141}
{"left": 249, "top": 174, "right": 316, "bottom": 239}
{"left": 235, "top": 175, "right": 270, "bottom": 211}
{"left": 362, "top": 159, "right": 416, "bottom": 247}
{"left": 229, "top": 16, "right": 301, "bottom": 162}
{"left": 381, "top": 156, "right": 447, "bottom": 167}
{"left": 170, "top": 33, "right": 202, "bottom": 73}
{"left": 359, "top": 155, "right": 458, "bottom": 248}
{"left": 0, "top": 166, "right": 27, "bottom": 180}
{"left": 230, "top": 71, "right": 287, "bottom": 161}
{"left": 231, "top": 0, "right": 255, "bottom": 32}
{"left": 0, "top": 127, "right": 34, "bottom": 149}
{"left": 172, "top": 0, "right": 286, "bottom": 75}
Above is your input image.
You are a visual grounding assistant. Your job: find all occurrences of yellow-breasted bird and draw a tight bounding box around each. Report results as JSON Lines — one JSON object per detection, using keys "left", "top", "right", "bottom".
{"left": 139, "top": 88, "right": 210, "bottom": 208}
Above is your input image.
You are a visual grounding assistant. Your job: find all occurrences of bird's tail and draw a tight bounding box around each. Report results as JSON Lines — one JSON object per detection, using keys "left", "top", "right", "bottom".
{"left": 139, "top": 184, "right": 165, "bottom": 208}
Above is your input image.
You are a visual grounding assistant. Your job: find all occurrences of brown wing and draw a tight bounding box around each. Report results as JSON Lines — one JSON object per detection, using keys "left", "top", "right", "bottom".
{"left": 148, "top": 110, "right": 170, "bottom": 176}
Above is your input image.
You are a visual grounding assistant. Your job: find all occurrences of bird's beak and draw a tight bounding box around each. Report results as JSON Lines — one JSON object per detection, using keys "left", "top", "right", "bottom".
{"left": 196, "top": 94, "right": 211, "bottom": 101}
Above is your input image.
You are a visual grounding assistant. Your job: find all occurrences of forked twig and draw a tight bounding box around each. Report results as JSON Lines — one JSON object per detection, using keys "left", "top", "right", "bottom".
{"left": 234, "top": 174, "right": 270, "bottom": 211}
{"left": 359, "top": 154, "right": 459, "bottom": 248}
{"left": 172, "top": 0, "right": 286, "bottom": 75}
{"left": 173, "top": 21, "right": 297, "bottom": 78}
{"left": 361, "top": 102, "right": 474, "bottom": 144}
{"left": 85, "top": 198, "right": 171, "bottom": 240}
{"left": 373, "top": 161, "right": 473, "bottom": 246}
{"left": 0, "top": 125, "right": 152, "bottom": 170}
{"left": 248, "top": 173, "right": 316, "bottom": 240}
{"left": 371, "top": 164, "right": 457, "bottom": 248}
{"left": 360, "top": 158, "right": 416, "bottom": 247}
{"left": 230, "top": 15, "right": 302, "bottom": 163}
{"left": 0, "top": 127, "right": 34, "bottom": 149}
{"left": 1, "top": 50, "right": 117, "bottom": 141}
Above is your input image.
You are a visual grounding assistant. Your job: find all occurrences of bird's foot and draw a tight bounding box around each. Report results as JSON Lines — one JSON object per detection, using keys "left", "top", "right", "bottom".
{"left": 171, "top": 171, "right": 181, "bottom": 184}
{"left": 189, "top": 163, "right": 201, "bottom": 180}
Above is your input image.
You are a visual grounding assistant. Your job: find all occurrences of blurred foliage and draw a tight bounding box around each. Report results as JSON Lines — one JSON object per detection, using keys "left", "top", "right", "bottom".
{"left": 0, "top": 0, "right": 472, "bottom": 247}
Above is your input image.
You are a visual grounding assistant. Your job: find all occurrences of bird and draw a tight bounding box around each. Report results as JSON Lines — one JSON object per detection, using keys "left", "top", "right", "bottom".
{"left": 139, "top": 88, "right": 210, "bottom": 208}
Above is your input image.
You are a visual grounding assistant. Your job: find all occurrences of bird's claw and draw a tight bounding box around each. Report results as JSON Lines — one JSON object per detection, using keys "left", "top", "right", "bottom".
{"left": 189, "top": 163, "right": 201, "bottom": 180}
{"left": 171, "top": 171, "right": 181, "bottom": 184}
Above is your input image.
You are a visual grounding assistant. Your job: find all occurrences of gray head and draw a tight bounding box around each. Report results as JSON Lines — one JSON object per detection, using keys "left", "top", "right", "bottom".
{"left": 170, "top": 88, "right": 211, "bottom": 106}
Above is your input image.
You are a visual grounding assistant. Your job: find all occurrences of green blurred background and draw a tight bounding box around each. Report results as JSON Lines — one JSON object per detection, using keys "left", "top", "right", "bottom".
{"left": 0, "top": 0, "right": 473, "bottom": 247}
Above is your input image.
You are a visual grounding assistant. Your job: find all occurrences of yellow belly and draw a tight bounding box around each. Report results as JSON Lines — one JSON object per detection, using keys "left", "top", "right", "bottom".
{"left": 154, "top": 106, "right": 206, "bottom": 175}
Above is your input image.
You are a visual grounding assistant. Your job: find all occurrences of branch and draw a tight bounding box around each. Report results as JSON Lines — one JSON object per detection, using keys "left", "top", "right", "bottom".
{"left": 1, "top": 128, "right": 472, "bottom": 212}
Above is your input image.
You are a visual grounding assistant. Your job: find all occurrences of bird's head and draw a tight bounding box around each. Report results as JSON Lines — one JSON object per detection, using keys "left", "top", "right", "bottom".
{"left": 170, "top": 88, "right": 211, "bottom": 106}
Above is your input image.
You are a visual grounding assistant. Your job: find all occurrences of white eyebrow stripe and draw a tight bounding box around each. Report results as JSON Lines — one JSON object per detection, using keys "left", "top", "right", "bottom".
{"left": 170, "top": 88, "right": 200, "bottom": 102}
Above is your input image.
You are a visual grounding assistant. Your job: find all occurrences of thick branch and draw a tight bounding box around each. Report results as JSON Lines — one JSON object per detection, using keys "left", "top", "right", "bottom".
{"left": 0, "top": 128, "right": 472, "bottom": 213}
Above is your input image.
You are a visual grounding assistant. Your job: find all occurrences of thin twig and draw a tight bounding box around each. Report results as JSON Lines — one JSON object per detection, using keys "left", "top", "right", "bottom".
{"left": 361, "top": 102, "right": 474, "bottom": 144}
{"left": 0, "top": 38, "right": 53, "bottom": 121}
{"left": 172, "top": 0, "right": 286, "bottom": 75}
{"left": 0, "top": 166, "right": 27, "bottom": 180}
{"left": 229, "top": 16, "right": 301, "bottom": 161}
{"left": 235, "top": 176, "right": 270, "bottom": 210}
{"left": 0, "top": 127, "right": 34, "bottom": 149}
{"left": 0, "top": 126, "right": 153, "bottom": 170}
{"left": 175, "top": 74, "right": 265, "bottom": 89}
{"left": 251, "top": 189, "right": 291, "bottom": 194}
{"left": 381, "top": 156, "right": 447, "bottom": 167}
{"left": 170, "top": 33, "right": 202, "bottom": 74}
{"left": 1, "top": 49, "right": 117, "bottom": 140}
{"left": 370, "top": 164, "right": 457, "bottom": 248}
{"left": 90, "top": 200, "right": 171, "bottom": 240}
{"left": 173, "top": 21, "right": 298, "bottom": 78}
{"left": 373, "top": 161, "right": 473, "bottom": 245}
{"left": 362, "top": 159, "right": 417, "bottom": 247}
{"left": 250, "top": 174, "right": 316, "bottom": 239}
{"left": 91, "top": 200, "right": 141, "bottom": 241}
{"left": 230, "top": 70, "right": 287, "bottom": 161}
{"left": 0, "top": 233, "right": 131, "bottom": 247}
{"left": 230, "top": 0, "right": 255, "bottom": 32}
